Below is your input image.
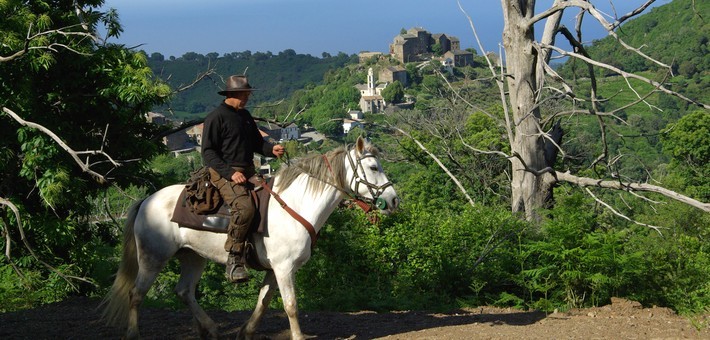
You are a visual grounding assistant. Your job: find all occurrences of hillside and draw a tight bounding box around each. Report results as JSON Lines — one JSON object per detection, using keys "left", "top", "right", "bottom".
{"left": 560, "top": 0, "right": 709, "bottom": 81}
{"left": 146, "top": 50, "right": 357, "bottom": 120}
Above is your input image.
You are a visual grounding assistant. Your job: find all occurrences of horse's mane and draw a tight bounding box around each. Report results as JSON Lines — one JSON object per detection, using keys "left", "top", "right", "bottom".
{"left": 273, "top": 142, "right": 379, "bottom": 194}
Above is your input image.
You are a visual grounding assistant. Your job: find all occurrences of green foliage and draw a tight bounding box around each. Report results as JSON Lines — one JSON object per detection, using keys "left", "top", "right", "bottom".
{"left": 520, "top": 192, "right": 645, "bottom": 309}
{"left": 558, "top": 0, "right": 709, "bottom": 101}
{"left": 296, "top": 203, "right": 526, "bottom": 311}
{"left": 150, "top": 152, "right": 202, "bottom": 188}
{"left": 562, "top": 0, "right": 709, "bottom": 74}
{"left": 660, "top": 110, "right": 710, "bottom": 201}
{"left": 1, "top": 1, "right": 169, "bottom": 307}
{"left": 431, "top": 42, "right": 443, "bottom": 56}
{"left": 255, "top": 66, "right": 362, "bottom": 136}
{"left": 0, "top": 259, "right": 81, "bottom": 312}
{"left": 381, "top": 80, "right": 405, "bottom": 104}
{"left": 503, "top": 187, "right": 710, "bottom": 314}
{"left": 663, "top": 110, "right": 710, "bottom": 168}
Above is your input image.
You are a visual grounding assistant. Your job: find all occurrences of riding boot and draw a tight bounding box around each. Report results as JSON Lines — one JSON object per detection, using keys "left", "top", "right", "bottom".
{"left": 225, "top": 249, "right": 249, "bottom": 283}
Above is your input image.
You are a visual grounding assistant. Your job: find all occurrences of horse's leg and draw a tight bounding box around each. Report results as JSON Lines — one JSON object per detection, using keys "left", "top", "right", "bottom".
{"left": 174, "top": 249, "right": 218, "bottom": 339}
{"left": 238, "top": 270, "right": 277, "bottom": 340}
{"left": 127, "top": 262, "right": 165, "bottom": 339}
{"left": 273, "top": 267, "right": 309, "bottom": 340}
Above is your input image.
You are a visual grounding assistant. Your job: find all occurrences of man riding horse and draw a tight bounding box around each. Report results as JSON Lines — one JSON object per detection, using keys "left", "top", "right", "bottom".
{"left": 201, "top": 75, "right": 285, "bottom": 283}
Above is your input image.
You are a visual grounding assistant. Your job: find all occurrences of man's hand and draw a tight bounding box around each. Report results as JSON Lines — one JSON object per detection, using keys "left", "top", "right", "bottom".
{"left": 231, "top": 171, "right": 247, "bottom": 184}
{"left": 272, "top": 144, "right": 285, "bottom": 158}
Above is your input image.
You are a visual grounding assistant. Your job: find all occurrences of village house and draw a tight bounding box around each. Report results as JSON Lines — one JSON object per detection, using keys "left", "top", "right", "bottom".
{"left": 343, "top": 110, "right": 365, "bottom": 134}
{"left": 343, "top": 119, "right": 364, "bottom": 134}
{"left": 379, "top": 66, "right": 408, "bottom": 87}
{"left": 186, "top": 123, "right": 203, "bottom": 146}
{"left": 146, "top": 112, "right": 194, "bottom": 153}
{"left": 443, "top": 50, "right": 474, "bottom": 67}
{"left": 348, "top": 110, "right": 364, "bottom": 120}
{"left": 259, "top": 123, "right": 300, "bottom": 143}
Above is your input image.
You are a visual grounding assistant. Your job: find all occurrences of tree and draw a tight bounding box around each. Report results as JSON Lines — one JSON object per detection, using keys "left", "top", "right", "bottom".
{"left": 150, "top": 52, "right": 165, "bottom": 62}
{"left": 431, "top": 42, "right": 443, "bottom": 56}
{"left": 381, "top": 80, "right": 405, "bottom": 104}
{"left": 490, "top": 0, "right": 708, "bottom": 221}
{"left": 661, "top": 111, "right": 710, "bottom": 201}
{"left": 1, "top": 0, "right": 170, "bottom": 289}
{"left": 395, "top": 0, "right": 709, "bottom": 225}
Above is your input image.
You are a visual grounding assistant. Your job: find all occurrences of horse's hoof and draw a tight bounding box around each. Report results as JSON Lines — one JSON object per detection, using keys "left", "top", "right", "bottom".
{"left": 198, "top": 328, "right": 219, "bottom": 340}
{"left": 235, "top": 328, "right": 250, "bottom": 340}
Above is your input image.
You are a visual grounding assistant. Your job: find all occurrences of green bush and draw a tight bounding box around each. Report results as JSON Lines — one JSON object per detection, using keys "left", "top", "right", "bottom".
{"left": 296, "top": 203, "right": 525, "bottom": 312}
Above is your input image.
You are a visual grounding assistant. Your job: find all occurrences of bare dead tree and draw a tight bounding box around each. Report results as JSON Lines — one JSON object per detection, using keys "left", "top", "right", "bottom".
{"left": 413, "top": 0, "right": 710, "bottom": 227}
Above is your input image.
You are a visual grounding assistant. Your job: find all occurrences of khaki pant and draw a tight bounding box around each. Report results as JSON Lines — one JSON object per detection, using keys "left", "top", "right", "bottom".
{"left": 209, "top": 167, "right": 256, "bottom": 254}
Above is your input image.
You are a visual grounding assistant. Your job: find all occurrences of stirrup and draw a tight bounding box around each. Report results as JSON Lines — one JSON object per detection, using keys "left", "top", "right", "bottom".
{"left": 226, "top": 254, "right": 249, "bottom": 283}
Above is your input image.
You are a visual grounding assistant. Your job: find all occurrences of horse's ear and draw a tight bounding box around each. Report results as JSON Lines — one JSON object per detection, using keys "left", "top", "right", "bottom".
{"left": 355, "top": 135, "right": 365, "bottom": 156}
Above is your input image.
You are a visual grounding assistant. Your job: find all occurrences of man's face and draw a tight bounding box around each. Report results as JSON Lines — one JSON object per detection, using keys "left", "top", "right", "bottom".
{"left": 236, "top": 91, "right": 251, "bottom": 108}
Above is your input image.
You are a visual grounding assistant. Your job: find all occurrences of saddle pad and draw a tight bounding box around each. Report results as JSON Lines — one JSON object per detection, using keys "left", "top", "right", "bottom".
{"left": 170, "top": 182, "right": 272, "bottom": 234}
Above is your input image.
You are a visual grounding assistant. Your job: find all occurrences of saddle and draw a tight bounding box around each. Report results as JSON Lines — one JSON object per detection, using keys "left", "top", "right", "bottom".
{"left": 171, "top": 177, "right": 271, "bottom": 233}
{"left": 170, "top": 177, "right": 273, "bottom": 270}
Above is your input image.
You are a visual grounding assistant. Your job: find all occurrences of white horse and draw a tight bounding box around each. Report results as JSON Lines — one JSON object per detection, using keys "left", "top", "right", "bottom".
{"left": 101, "top": 137, "right": 399, "bottom": 339}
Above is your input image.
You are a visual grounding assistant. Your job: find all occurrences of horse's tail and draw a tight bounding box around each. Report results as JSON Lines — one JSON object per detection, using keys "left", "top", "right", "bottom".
{"left": 100, "top": 198, "right": 144, "bottom": 328}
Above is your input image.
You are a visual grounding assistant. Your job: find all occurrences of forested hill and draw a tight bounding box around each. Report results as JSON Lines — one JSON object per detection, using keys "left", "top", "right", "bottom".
{"left": 145, "top": 50, "right": 357, "bottom": 119}
{"left": 560, "top": 0, "right": 708, "bottom": 79}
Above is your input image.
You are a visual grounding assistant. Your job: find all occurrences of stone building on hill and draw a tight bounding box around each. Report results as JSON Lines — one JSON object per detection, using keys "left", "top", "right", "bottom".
{"left": 358, "top": 51, "right": 384, "bottom": 63}
{"left": 379, "top": 66, "right": 408, "bottom": 87}
{"left": 444, "top": 50, "right": 474, "bottom": 67}
{"left": 390, "top": 27, "right": 461, "bottom": 64}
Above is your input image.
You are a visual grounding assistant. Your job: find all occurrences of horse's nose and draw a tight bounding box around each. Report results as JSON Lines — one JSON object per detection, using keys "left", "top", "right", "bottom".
{"left": 390, "top": 197, "right": 400, "bottom": 211}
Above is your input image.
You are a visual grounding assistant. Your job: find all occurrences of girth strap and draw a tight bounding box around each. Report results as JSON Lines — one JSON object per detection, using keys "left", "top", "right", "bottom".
{"left": 252, "top": 176, "right": 318, "bottom": 249}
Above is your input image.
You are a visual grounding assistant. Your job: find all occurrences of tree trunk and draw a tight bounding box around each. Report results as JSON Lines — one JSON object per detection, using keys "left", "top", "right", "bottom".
{"left": 502, "top": 0, "right": 555, "bottom": 220}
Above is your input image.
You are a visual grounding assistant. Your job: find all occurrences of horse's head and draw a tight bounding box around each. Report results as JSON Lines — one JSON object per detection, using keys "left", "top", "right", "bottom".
{"left": 345, "top": 136, "right": 399, "bottom": 215}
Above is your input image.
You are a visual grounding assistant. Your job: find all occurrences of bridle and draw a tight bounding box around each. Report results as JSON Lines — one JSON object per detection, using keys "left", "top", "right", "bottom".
{"left": 265, "top": 145, "right": 393, "bottom": 249}
{"left": 344, "top": 148, "right": 393, "bottom": 211}
{"left": 283, "top": 145, "right": 393, "bottom": 209}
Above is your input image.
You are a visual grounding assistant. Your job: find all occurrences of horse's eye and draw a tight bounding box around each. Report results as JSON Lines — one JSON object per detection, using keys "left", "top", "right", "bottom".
{"left": 369, "top": 166, "right": 378, "bottom": 172}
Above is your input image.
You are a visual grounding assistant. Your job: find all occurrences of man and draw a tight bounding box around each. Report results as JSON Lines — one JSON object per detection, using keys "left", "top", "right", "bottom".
{"left": 202, "top": 75, "right": 285, "bottom": 283}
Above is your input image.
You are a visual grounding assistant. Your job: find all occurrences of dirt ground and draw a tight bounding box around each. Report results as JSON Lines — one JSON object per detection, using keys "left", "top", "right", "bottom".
{"left": 0, "top": 296, "right": 707, "bottom": 339}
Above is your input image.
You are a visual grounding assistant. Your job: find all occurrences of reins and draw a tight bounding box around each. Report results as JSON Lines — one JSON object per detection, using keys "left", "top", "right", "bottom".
{"left": 252, "top": 175, "right": 318, "bottom": 249}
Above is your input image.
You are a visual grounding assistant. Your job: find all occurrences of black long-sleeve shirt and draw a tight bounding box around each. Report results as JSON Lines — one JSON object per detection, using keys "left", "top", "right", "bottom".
{"left": 201, "top": 103, "right": 275, "bottom": 179}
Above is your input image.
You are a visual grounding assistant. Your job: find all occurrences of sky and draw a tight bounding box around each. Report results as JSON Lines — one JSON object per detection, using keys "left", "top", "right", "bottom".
{"left": 99, "top": 0, "right": 671, "bottom": 58}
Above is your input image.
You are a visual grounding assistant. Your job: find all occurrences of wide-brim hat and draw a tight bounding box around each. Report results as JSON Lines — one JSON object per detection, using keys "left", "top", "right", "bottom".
{"left": 218, "top": 75, "right": 258, "bottom": 95}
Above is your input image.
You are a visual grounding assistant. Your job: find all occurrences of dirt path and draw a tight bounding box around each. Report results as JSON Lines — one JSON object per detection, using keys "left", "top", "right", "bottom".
{"left": 0, "top": 297, "right": 707, "bottom": 339}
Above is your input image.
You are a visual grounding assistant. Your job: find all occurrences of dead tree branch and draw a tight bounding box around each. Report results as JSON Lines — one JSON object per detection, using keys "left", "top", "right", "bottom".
{"left": 0, "top": 197, "right": 93, "bottom": 289}
{"left": 583, "top": 188, "right": 663, "bottom": 233}
{"left": 538, "top": 43, "right": 709, "bottom": 109}
{"left": 0, "top": 23, "right": 95, "bottom": 62}
{"left": 171, "top": 66, "right": 218, "bottom": 94}
{"left": 2, "top": 107, "right": 120, "bottom": 184}
{"left": 391, "top": 126, "right": 475, "bottom": 207}
{"left": 457, "top": 0, "right": 515, "bottom": 143}
{"left": 556, "top": 171, "right": 710, "bottom": 213}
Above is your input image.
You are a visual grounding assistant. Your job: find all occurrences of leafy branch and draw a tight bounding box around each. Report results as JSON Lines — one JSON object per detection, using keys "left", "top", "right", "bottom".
{"left": 3, "top": 107, "right": 120, "bottom": 185}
